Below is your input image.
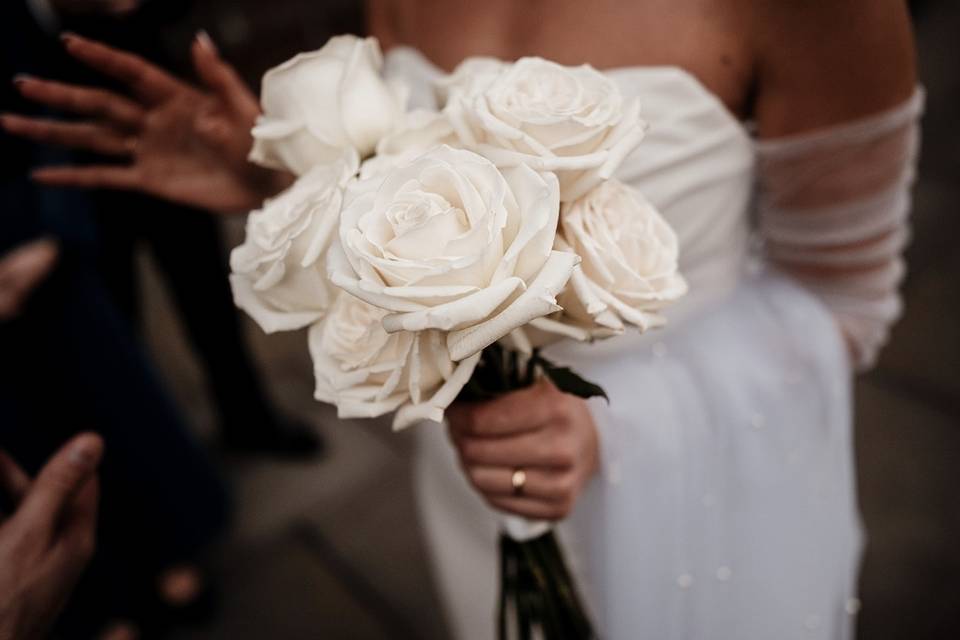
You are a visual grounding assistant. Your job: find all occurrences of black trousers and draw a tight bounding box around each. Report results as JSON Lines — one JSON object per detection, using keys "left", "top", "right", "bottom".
{"left": 0, "top": 254, "right": 230, "bottom": 635}
{"left": 94, "top": 192, "right": 279, "bottom": 435}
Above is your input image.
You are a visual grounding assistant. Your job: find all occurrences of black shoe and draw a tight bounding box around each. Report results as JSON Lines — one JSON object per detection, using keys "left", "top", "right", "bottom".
{"left": 221, "top": 417, "right": 325, "bottom": 460}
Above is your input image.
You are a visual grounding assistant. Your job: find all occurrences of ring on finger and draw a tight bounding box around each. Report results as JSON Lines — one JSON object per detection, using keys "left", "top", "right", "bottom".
{"left": 511, "top": 468, "right": 527, "bottom": 496}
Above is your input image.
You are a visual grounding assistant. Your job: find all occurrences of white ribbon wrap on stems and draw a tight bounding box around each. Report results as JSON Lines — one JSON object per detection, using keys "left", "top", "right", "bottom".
{"left": 502, "top": 514, "right": 552, "bottom": 542}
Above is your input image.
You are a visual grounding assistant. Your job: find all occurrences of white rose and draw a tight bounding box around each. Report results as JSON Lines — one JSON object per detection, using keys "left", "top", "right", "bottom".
{"left": 359, "top": 109, "right": 458, "bottom": 180}
{"left": 532, "top": 180, "right": 687, "bottom": 340}
{"left": 327, "top": 145, "right": 578, "bottom": 362}
{"left": 445, "top": 57, "right": 646, "bottom": 202}
{"left": 309, "top": 294, "right": 480, "bottom": 430}
{"left": 250, "top": 35, "right": 407, "bottom": 175}
{"left": 229, "top": 157, "right": 356, "bottom": 333}
{"left": 434, "top": 56, "right": 505, "bottom": 105}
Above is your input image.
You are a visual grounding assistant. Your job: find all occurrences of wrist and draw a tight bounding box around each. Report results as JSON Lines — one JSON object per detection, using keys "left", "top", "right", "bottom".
{"left": 260, "top": 168, "right": 295, "bottom": 199}
{"left": 248, "top": 166, "right": 295, "bottom": 205}
{"left": 224, "top": 165, "right": 294, "bottom": 215}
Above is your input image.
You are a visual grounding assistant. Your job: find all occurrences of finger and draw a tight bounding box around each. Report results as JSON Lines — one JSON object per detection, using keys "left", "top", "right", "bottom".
{"left": 0, "top": 237, "right": 59, "bottom": 282}
{"left": 13, "top": 75, "right": 144, "bottom": 129}
{"left": 61, "top": 32, "right": 183, "bottom": 104}
{"left": 51, "top": 475, "right": 99, "bottom": 569}
{"left": 448, "top": 381, "right": 557, "bottom": 438}
{"left": 0, "top": 450, "right": 31, "bottom": 504}
{"left": 466, "top": 465, "right": 573, "bottom": 502}
{"left": 66, "top": 476, "right": 99, "bottom": 535}
{"left": 32, "top": 165, "right": 141, "bottom": 191}
{"left": 13, "top": 433, "right": 104, "bottom": 540}
{"left": 0, "top": 292, "right": 26, "bottom": 320}
{"left": 486, "top": 495, "right": 569, "bottom": 521}
{"left": 454, "top": 430, "right": 576, "bottom": 469}
{"left": 191, "top": 31, "right": 260, "bottom": 121}
{"left": 0, "top": 114, "right": 135, "bottom": 156}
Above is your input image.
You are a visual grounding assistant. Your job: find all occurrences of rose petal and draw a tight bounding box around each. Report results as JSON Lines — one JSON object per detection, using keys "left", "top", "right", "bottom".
{"left": 230, "top": 275, "right": 324, "bottom": 333}
{"left": 381, "top": 276, "right": 525, "bottom": 332}
{"left": 447, "top": 250, "right": 578, "bottom": 361}
{"left": 499, "top": 166, "right": 559, "bottom": 283}
{"left": 392, "top": 351, "right": 481, "bottom": 430}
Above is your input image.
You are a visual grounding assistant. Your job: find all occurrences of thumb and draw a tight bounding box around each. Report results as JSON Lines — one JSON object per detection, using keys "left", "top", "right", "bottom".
{"left": 13, "top": 433, "right": 104, "bottom": 540}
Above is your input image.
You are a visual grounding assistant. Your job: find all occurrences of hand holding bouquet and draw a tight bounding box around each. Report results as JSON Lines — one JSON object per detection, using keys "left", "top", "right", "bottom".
{"left": 230, "top": 35, "right": 687, "bottom": 639}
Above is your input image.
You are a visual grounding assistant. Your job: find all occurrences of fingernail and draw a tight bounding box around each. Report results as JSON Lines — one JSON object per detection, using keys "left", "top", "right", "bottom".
{"left": 69, "top": 446, "right": 94, "bottom": 468}
{"left": 69, "top": 436, "right": 102, "bottom": 469}
{"left": 196, "top": 30, "right": 217, "bottom": 55}
{"left": 12, "top": 74, "right": 32, "bottom": 87}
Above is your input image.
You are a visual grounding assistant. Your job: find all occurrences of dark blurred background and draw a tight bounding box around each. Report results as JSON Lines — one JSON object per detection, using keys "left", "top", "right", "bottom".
{"left": 3, "top": 1, "right": 958, "bottom": 639}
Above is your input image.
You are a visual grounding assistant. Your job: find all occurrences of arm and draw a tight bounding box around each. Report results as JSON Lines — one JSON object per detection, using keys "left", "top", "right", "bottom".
{"left": 754, "top": 0, "right": 916, "bottom": 136}
{"left": 753, "top": 0, "right": 920, "bottom": 369}
{"left": 1, "top": 33, "right": 293, "bottom": 214}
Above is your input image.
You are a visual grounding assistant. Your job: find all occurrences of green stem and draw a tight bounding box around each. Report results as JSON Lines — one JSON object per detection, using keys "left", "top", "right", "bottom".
{"left": 534, "top": 534, "right": 594, "bottom": 638}
{"left": 519, "top": 539, "right": 566, "bottom": 638}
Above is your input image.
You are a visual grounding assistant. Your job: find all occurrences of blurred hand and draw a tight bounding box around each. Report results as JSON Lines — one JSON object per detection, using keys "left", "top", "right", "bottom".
{"left": 0, "top": 238, "right": 59, "bottom": 321}
{"left": 0, "top": 433, "right": 104, "bottom": 640}
{"left": 0, "top": 32, "right": 292, "bottom": 214}
{"left": 49, "top": 0, "right": 140, "bottom": 16}
{"left": 447, "top": 380, "right": 599, "bottom": 521}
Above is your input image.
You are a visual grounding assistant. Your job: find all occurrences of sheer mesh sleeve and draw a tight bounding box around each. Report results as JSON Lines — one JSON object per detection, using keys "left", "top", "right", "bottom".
{"left": 755, "top": 89, "right": 924, "bottom": 371}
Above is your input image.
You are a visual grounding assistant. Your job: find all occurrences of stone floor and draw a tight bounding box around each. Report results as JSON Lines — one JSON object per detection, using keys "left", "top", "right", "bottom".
{"left": 131, "top": 2, "right": 960, "bottom": 639}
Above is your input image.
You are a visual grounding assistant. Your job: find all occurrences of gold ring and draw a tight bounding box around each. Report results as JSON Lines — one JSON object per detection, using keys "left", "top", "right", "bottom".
{"left": 511, "top": 468, "right": 527, "bottom": 496}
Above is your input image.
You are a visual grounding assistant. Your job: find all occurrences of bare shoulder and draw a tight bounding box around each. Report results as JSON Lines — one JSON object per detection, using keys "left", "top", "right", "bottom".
{"left": 752, "top": 0, "right": 917, "bottom": 137}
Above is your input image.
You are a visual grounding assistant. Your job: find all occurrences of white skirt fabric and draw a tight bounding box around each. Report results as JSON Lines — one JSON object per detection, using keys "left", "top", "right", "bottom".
{"left": 414, "top": 270, "right": 864, "bottom": 640}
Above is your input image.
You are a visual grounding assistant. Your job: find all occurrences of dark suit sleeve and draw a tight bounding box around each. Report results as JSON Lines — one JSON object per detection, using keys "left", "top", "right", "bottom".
{"left": 1, "top": 2, "right": 98, "bottom": 253}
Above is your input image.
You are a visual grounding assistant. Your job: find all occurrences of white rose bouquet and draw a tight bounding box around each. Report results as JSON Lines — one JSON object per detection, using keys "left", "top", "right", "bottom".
{"left": 230, "top": 34, "right": 686, "bottom": 640}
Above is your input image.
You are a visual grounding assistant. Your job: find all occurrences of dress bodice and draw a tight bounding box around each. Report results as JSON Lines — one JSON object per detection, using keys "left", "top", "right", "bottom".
{"left": 383, "top": 46, "right": 756, "bottom": 326}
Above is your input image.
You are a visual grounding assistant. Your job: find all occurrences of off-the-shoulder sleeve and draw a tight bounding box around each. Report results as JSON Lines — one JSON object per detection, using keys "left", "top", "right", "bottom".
{"left": 754, "top": 89, "right": 924, "bottom": 371}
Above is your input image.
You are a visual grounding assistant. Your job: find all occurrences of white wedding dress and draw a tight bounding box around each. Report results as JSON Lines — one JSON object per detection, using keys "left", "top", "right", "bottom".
{"left": 383, "top": 47, "right": 923, "bottom": 640}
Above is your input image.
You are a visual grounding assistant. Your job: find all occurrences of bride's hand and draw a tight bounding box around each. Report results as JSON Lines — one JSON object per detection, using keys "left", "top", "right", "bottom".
{"left": 447, "top": 380, "right": 599, "bottom": 521}
{"left": 0, "top": 32, "right": 292, "bottom": 214}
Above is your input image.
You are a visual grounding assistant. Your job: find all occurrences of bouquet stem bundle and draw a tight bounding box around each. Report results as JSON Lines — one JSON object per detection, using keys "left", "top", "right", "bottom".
{"left": 461, "top": 343, "right": 604, "bottom": 639}
{"left": 499, "top": 531, "right": 596, "bottom": 640}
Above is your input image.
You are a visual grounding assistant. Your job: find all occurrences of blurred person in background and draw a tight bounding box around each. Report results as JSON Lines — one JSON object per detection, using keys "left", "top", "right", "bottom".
{"left": 23, "top": 0, "right": 322, "bottom": 458}
{"left": 1, "top": 1, "right": 923, "bottom": 638}
{"left": 0, "top": 433, "right": 102, "bottom": 640}
{"left": 2, "top": 2, "right": 230, "bottom": 637}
